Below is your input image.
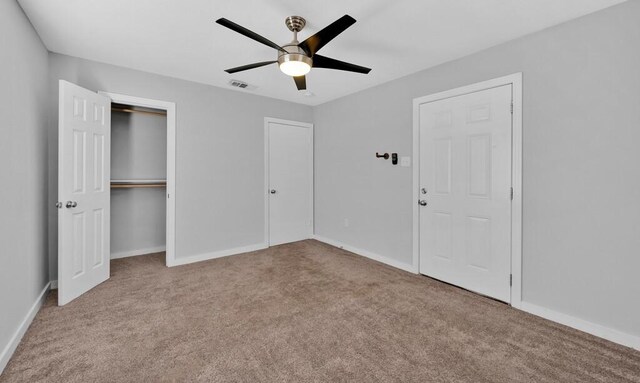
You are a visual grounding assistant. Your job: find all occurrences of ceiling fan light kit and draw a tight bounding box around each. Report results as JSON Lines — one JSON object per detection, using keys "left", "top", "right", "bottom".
{"left": 279, "top": 58, "right": 311, "bottom": 77}
{"left": 215, "top": 14, "right": 371, "bottom": 91}
{"left": 278, "top": 48, "right": 312, "bottom": 77}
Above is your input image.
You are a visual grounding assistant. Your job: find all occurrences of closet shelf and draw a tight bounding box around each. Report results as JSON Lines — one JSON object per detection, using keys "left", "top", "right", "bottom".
{"left": 111, "top": 107, "right": 167, "bottom": 117}
{"left": 111, "top": 179, "right": 167, "bottom": 189}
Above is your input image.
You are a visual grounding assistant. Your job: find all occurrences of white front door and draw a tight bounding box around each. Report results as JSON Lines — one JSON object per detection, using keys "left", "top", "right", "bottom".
{"left": 418, "top": 84, "right": 512, "bottom": 302}
{"left": 58, "top": 80, "right": 111, "bottom": 305}
{"left": 267, "top": 120, "right": 313, "bottom": 246}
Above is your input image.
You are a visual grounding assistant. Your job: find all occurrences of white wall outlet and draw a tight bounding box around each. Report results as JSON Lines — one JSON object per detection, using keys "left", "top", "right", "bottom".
{"left": 400, "top": 156, "right": 411, "bottom": 167}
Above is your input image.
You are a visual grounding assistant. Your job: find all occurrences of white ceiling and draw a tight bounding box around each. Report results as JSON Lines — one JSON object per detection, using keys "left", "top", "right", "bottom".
{"left": 19, "top": 0, "right": 625, "bottom": 106}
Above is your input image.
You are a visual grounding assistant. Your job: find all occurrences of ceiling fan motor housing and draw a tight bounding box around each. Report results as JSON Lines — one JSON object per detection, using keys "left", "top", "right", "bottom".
{"left": 278, "top": 44, "right": 312, "bottom": 67}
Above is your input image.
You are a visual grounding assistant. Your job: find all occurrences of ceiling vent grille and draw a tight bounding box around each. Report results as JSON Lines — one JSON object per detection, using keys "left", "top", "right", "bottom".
{"left": 229, "top": 79, "right": 249, "bottom": 88}
{"left": 228, "top": 79, "right": 258, "bottom": 91}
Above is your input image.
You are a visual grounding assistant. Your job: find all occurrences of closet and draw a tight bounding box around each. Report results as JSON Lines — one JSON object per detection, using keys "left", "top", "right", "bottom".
{"left": 110, "top": 103, "right": 167, "bottom": 260}
{"left": 57, "top": 82, "right": 177, "bottom": 304}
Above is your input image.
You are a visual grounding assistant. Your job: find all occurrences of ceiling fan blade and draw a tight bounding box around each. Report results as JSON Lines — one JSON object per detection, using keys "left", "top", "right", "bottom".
{"left": 298, "top": 15, "right": 356, "bottom": 56}
{"left": 216, "top": 18, "right": 287, "bottom": 53}
{"left": 293, "top": 75, "right": 306, "bottom": 90}
{"left": 224, "top": 61, "right": 277, "bottom": 74}
{"left": 312, "top": 55, "right": 371, "bottom": 74}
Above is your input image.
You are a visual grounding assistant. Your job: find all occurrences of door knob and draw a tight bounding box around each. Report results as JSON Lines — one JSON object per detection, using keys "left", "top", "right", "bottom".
{"left": 270, "top": 189, "right": 277, "bottom": 194}
{"left": 418, "top": 200, "right": 427, "bottom": 206}
{"left": 65, "top": 201, "right": 77, "bottom": 208}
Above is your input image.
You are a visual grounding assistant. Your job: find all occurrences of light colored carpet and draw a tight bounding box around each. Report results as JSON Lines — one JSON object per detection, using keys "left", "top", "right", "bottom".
{"left": 1, "top": 240, "right": 639, "bottom": 382}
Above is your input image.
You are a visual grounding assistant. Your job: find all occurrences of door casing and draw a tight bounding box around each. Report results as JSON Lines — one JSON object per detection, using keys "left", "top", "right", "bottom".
{"left": 99, "top": 92, "right": 177, "bottom": 266}
{"left": 412, "top": 73, "right": 523, "bottom": 308}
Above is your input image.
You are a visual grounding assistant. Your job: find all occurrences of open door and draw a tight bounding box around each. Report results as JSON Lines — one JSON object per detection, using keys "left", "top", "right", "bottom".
{"left": 58, "top": 80, "right": 111, "bottom": 305}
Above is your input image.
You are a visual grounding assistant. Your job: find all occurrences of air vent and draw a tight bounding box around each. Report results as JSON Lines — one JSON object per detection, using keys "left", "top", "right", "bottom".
{"left": 228, "top": 79, "right": 258, "bottom": 91}
{"left": 229, "top": 79, "right": 249, "bottom": 88}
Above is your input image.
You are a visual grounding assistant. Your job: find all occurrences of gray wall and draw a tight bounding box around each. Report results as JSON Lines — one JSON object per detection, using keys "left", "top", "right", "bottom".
{"left": 48, "top": 53, "right": 313, "bottom": 279}
{"left": 111, "top": 111, "right": 167, "bottom": 257}
{"left": 0, "top": 0, "right": 50, "bottom": 369}
{"left": 314, "top": 0, "right": 640, "bottom": 337}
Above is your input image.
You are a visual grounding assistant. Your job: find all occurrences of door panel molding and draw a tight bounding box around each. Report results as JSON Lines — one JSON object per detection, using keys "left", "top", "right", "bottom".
{"left": 412, "top": 73, "right": 523, "bottom": 307}
{"left": 264, "top": 117, "right": 314, "bottom": 247}
{"left": 58, "top": 80, "right": 111, "bottom": 305}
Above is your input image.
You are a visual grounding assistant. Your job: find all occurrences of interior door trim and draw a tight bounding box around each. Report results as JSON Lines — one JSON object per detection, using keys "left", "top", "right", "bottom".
{"left": 411, "top": 73, "right": 523, "bottom": 308}
{"left": 98, "top": 91, "right": 177, "bottom": 267}
{"left": 263, "top": 117, "right": 314, "bottom": 247}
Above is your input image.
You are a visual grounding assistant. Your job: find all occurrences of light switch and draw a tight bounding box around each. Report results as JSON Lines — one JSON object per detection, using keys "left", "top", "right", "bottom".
{"left": 400, "top": 156, "right": 411, "bottom": 167}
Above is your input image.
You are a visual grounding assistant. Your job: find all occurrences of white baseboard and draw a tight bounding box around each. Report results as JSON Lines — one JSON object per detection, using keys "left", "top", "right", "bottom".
{"left": 0, "top": 282, "right": 51, "bottom": 374}
{"left": 520, "top": 301, "right": 640, "bottom": 350}
{"left": 111, "top": 246, "right": 167, "bottom": 260}
{"left": 312, "top": 235, "right": 417, "bottom": 274}
{"left": 167, "top": 242, "right": 268, "bottom": 267}
{"left": 50, "top": 280, "right": 58, "bottom": 290}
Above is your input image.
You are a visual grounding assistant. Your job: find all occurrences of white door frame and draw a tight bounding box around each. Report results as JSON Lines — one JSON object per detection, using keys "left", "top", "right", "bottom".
{"left": 99, "top": 91, "right": 177, "bottom": 267}
{"left": 412, "top": 73, "right": 523, "bottom": 307}
{"left": 264, "top": 117, "right": 314, "bottom": 246}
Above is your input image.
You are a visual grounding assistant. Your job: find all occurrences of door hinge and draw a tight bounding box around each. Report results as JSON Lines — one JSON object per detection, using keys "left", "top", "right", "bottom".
{"left": 510, "top": 274, "right": 513, "bottom": 286}
{"left": 510, "top": 187, "right": 514, "bottom": 201}
{"left": 510, "top": 102, "right": 514, "bottom": 114}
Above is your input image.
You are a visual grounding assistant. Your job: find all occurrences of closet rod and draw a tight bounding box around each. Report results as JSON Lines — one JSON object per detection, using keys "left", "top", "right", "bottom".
{"left": 111, "top": 183, "right": 166, "bottom": 189}
{"left": 111, "top": 107, "right": 167, "bottom": 117}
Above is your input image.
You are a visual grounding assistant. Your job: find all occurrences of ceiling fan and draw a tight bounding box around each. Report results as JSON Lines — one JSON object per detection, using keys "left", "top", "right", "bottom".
{"left": 215, "top": 15, "right": 371, "bottom": 91}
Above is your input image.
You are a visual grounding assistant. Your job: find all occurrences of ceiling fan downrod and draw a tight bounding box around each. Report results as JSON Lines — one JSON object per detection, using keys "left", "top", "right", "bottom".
{"left": 285, "top": 15, "right": 306, "bottom": 43}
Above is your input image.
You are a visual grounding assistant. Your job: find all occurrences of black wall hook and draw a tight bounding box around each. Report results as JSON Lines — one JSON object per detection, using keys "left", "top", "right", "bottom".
{"left": 376, "top": 152, "right": 389, "bottom": 160}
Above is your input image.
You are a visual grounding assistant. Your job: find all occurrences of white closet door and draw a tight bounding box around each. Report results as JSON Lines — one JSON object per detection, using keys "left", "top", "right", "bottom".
{"left": 58, "top": 80, "right": 111, "bottom": 305}
{"left": 267, "top": 121, "right": 313, "bottom": 246}
{"left": 419, "top": 84, "right": 512, "bottom": 302}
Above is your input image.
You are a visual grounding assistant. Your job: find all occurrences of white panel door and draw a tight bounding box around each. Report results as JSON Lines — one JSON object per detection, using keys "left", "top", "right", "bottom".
{"left": 58, "top": 80, "right": 111, "bottom": 305}
{"left": 268, "top": 121, "right": 313, "bottom": 246}
{"left": 419, "top": 85, "right": 512, "bottom": 302}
